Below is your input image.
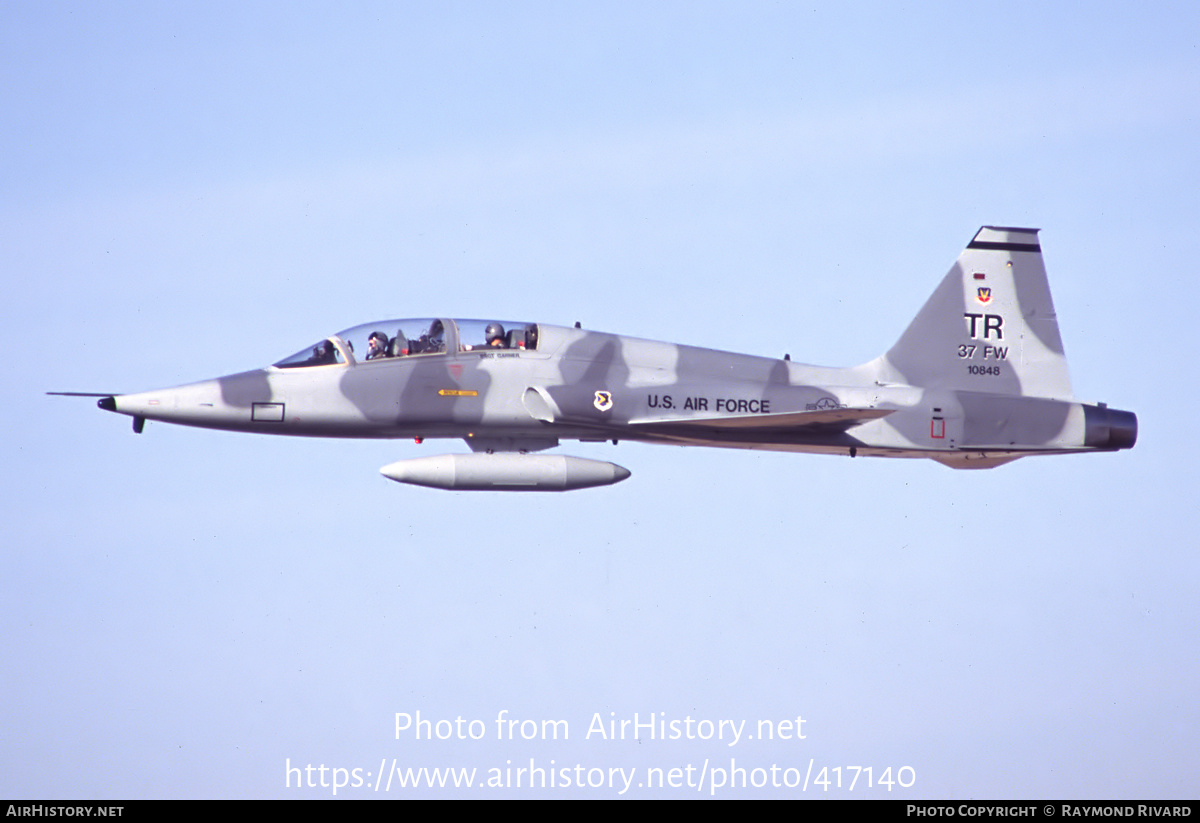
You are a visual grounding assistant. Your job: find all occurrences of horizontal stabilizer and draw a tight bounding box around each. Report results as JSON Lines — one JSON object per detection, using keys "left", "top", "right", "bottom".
{"left": 46, "top": 391, "right": 120, "bottom": 397}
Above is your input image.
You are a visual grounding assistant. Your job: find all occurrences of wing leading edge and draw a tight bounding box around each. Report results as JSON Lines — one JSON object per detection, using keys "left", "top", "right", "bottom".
{"left": 628, "top": 407, "right": 893, "bottom": 431}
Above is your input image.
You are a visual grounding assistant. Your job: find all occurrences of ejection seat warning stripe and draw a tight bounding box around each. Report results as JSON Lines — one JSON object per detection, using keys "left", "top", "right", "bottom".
{"left": 251, "top": 402, "right": 285, "bottom": 422}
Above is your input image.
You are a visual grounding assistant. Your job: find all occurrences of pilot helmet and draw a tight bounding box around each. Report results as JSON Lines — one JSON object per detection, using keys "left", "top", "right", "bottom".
{"left": 485, "top": 323, "right": 505, "bottom": 344}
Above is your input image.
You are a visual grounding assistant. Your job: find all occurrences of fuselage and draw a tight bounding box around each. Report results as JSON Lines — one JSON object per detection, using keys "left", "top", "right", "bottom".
{"left": 106, "top": 320, "right": 867, "bottom": 440}
{"left": 101, "top": 317, "right": 1135, "bottom": 467}
{"left": 83, "top": 228, "right": 1140, "bottom": 488}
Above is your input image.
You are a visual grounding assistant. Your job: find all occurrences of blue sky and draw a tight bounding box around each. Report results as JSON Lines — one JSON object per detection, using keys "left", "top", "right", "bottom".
{"left": 3, "top": 1, "right": 1197, "bottom": 798}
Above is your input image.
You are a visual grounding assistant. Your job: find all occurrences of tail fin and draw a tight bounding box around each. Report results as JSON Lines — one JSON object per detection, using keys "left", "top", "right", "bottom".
{"left": 882, "top": 226, "right": 1074, "bottom": 399}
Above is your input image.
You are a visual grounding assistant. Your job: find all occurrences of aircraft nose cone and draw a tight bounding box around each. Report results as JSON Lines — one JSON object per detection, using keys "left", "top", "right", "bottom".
{"left": 97, "top": 396, "right": 117, "bottom": 412}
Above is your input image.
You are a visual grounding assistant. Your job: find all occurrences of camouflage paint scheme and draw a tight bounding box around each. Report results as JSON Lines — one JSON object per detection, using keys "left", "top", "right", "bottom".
{"left": 90, "top": 227, "right": 1137, "bottom": 489}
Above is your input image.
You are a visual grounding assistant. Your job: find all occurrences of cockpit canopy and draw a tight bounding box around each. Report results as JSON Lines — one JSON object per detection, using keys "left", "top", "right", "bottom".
{"left": 273, "top": 318, "right": 539, "bottom": 368}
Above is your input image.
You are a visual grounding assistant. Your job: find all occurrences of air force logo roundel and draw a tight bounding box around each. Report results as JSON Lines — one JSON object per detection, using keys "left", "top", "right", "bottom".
{"left": 593, "top": 390, "right": 614, "bottom": 412}
{"left": 976, "top": 287, "right": 993, "bottom": 304}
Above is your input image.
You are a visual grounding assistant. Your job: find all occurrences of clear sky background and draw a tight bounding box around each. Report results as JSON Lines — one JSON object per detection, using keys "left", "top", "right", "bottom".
{"left": 3, "top": 1, "right": 1196, "bottom": 799}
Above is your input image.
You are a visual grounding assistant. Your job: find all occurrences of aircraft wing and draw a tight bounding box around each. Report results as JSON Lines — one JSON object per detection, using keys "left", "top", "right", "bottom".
{"left": 618, "top": 407, "right": 893, "bottom": 448}
{"left": 628, "top": 407, "right": 892, "bottom": 430}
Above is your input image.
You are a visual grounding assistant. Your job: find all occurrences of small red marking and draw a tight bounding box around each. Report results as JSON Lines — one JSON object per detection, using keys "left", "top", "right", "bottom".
{"left": 973, "top": 272, "right": 986, "bottom": 280}
{"left": 931, "top": 418, "right": 945, "bottom": 439}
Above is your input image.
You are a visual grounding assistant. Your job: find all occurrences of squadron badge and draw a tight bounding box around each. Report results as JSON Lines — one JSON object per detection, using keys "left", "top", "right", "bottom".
{"left": 593, "top": 390, "right": 614, "bottom": 412}
{"left": 976, "top": 287, "right": 992, "bottom": 304}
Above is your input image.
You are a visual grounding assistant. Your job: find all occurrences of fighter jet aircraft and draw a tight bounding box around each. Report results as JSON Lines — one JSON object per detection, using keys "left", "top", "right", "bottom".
{"left": 55, "top": 227, "right": 1136, "bottom": 491}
